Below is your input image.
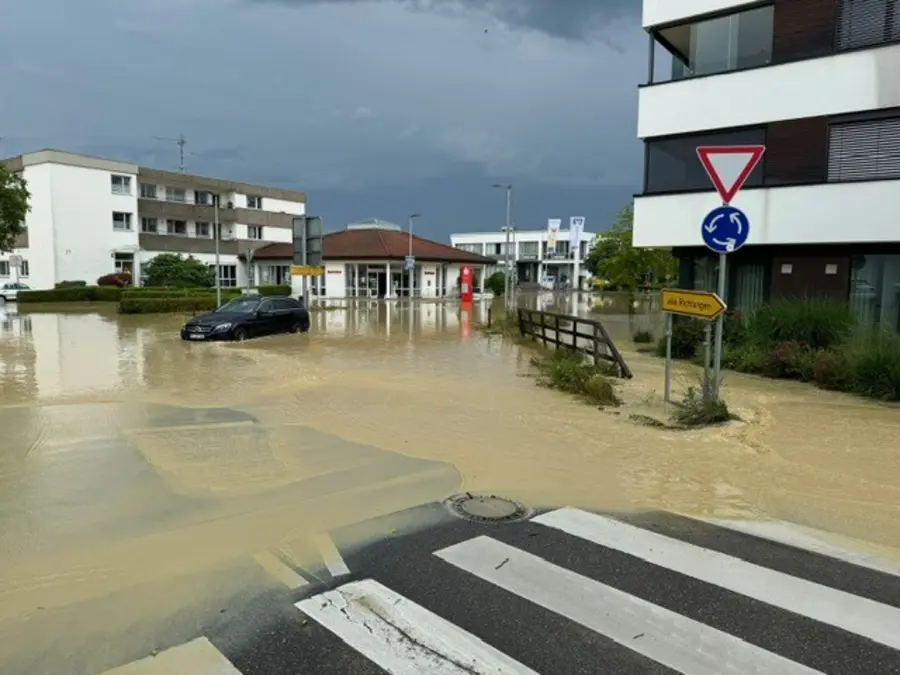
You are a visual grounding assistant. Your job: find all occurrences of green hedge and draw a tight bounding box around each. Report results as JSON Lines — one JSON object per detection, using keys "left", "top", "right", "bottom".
{"left": 55, "top": 280, "right": 87, "bottom": 288}
{"left": 18, "top": 286, "right": 124, "bottom": 302}
{"left": 118, "top": 296, "right": 219, "bottom": 314}
{"left": 656, "top": 297, "right": 900, "bottom": 401}
{"left": 19, "top": 284, "right": 292, "bottom": 304}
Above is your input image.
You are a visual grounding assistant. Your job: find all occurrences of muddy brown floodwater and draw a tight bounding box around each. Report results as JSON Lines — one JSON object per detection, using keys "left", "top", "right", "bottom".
{"left": 1, "top": 295, "right": 899, "bottom": 673}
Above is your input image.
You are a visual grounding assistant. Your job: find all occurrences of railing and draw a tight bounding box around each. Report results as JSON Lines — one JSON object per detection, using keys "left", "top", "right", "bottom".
{"left": 517, "top": 309, "right": 632, "bottom": 379}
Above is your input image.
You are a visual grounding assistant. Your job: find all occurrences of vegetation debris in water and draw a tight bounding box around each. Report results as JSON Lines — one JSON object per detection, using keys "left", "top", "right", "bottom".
{"left": 670, "top": 386, "right": 735, "bottom": 428}
{"left": 530, "top": 348, "right": 621, "bottom": 408}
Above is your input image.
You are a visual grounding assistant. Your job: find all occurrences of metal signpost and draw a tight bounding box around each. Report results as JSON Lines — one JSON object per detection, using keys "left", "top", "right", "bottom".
{"left": 292, "top": 215, "right": 324, "bottom": 307}
{"left": 695, "top": 144, "right": 765, "bottom": 399}
{"left": 660, "top": 288, "right": 727, "bottom": 403}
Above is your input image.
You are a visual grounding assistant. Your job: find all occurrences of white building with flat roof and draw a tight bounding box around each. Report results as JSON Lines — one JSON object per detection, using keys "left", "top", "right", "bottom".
{"left": 634, "top": 0, "right": 900, "bottom": 330}
{"left": 450, "top": 228, "right": 596, "bottom": 289}
{"left": 1, "top": 149, "right": 306, "bottom": 290}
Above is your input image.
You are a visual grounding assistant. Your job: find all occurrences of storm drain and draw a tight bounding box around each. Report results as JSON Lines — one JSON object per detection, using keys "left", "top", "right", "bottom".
{"left": 444, "top": 493, "right": 531, "bottom": 524}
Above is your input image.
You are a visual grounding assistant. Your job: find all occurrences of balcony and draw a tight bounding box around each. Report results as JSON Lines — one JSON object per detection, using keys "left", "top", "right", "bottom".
{"left": 138, "top": 232, "right": 241, "bottom": 256}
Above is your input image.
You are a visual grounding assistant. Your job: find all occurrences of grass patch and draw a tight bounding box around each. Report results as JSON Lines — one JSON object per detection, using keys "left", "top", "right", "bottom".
{"left": 670, "top": 386, "right": 735, "bottom": 427}
{"left": 530, "top": 348, "right": 621, "bottom": 407}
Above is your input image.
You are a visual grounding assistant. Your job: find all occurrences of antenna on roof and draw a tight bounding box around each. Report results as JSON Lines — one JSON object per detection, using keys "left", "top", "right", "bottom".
{"left": 152, "top": 133, "right": 187, "bottom": 172}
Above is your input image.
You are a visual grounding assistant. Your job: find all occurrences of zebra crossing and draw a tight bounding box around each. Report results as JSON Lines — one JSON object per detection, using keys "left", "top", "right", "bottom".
{"left": 103, "top": 507, "right": 900, "bottom": 674}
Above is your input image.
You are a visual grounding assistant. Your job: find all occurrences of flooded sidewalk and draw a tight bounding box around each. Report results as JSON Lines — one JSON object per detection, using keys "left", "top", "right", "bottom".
{"left": 1, "top": 296, "right": 899, "bottom": 672}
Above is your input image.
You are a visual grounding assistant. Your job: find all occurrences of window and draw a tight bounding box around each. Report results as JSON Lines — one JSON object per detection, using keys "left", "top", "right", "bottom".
{"left": 19, "top": 260, "right": 29, "bottom": 277}
{"left": 837, "top": 0, "right": 900, "bottom": 51}
{"left": 140, "top": 183, "right": 157, "bottom": 199}
{"left": 455, "top": 243, "right": 482, "bottom": 254}
{"left": 248, "top": 225, "right": 263, "bottom": 240}
{"left": 246, "top": 196, "right": 263, "bottom": 209}
{"left": 194, "top": 190, "right": 211, "bottom": 205}
{"left": 166, "top": 187, "right": 186, "bottom": 202}
{"left": 520, "top": 242, "right": 539, "bottom": 258}
{"left": 645, "top": 128, "right": 766, "bottom": 194}
{"left": 195, "top": 221, "right": 211, "bottom": 237}
{"left": 828, "top": 117, "right": 900, "bottom": 182}
{"left": 850, "top": 255, "right": 900, "bottom": 331}
{"left": 165, "top": 219, "right": 187, "bottom": 235}
{"left": 659, "top": 5, "right": 773, "bottom": 80}
{"left": 0, "top": 261, "right": 8, "bottom": 276}
{"left": 112, "top": 212, "right": 133, "bottom": 231}
{"left": 215, "top": 264, "right": 237, "bottom": 287}
{"left": 111, "top": 174, "right": 132, "bottom": 194}
{"left": 141, "top": 217, "right": 158, "bottom": 233}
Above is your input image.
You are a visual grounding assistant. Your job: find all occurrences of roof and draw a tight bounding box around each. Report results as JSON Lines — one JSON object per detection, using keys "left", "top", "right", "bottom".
{"left": 247, "top": 229, "right": 495, "bottom": 264}
{"left": 346, "top": 218, "right": 402, "bottom": 231}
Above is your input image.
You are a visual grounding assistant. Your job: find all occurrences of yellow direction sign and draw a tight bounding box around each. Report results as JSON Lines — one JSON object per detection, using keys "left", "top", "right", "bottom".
{"left": 291, "top": 265, "right": 325, "bottom": 276}
{"left": 660, "top": 288, "right": 726, "bottom": 321}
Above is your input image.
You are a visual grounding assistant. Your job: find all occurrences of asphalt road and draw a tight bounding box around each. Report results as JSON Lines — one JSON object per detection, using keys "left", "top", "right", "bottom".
{"left": 103, "top": 502, "right": 900, "bottom": 675}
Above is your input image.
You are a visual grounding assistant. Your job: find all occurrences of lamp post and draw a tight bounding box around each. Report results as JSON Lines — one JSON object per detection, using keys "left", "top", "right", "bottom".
{"left": 492, "top": 183, "right": 512, "bottom": 311}
{"left": 408, "top": 213, "right": 420, "bottom": 299}
{"left": 213, "top": 192, "right": 221, "bottom": 307}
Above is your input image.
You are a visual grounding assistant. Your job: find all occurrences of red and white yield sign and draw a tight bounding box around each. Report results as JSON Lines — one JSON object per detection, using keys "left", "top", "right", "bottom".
{"left": 696, "top": 145, "right": 765, "bottom": 204}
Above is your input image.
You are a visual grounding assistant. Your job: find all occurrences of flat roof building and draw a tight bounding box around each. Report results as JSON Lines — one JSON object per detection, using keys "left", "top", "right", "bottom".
{"left": 634, "top": 0, "right": 900, "bottom": 330}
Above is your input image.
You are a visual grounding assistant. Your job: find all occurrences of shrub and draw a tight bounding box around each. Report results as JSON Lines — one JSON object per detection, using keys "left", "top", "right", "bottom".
{"left": 655, "top": 318, "right": 705, "bottom": 359}
{"left": 845, "top": 331, "right": 900, "bottom": 401}
{"left": 143, "top": 253, "right": 215, "bottom": 288}
{"left": 55, "top": 280, "right": 87, "bottom": 288}
{"left": 97, "top": 272, "right": 132, "bottom": 287}
{"left": 671, "top": 386, "right": 734, "bottom": 427}
{"left": 633, "top": 329, "right": 654, "bottom": 344}
{"left": 808, "top": 349, "right": 855, "bottom": 392}
{"left": 17, "top": 286, "right": 123, "bottom": 302}
{"left": 484, "top": 272, "right": 505, "bottom": 296}
{"left": 758, "top": 340, "right": 813, "bottom": 380}
{"left": 723, "top": 342, "right": 766, "bottom": 374}
{"left": 744, "top": 298, "right": 854, "bottom": 350}
{"left": 530, "top": 348, "right": 621, "bottom": 407}
{"left": 118, "top": 296, "right": 218, "bottom": 314}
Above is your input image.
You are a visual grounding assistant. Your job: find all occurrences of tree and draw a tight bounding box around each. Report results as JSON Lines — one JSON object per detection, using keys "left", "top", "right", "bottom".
{"left": 585, "top": 203, "right": 676, "bottom": 291}
{"left": 0, "top": 165, "right": 31, "bottom": 253}
{"left": 485, "top": 271, "right": 505, "bottom": 296}
{"left": 143, "top": 254, "right": 215, "bottom": 287}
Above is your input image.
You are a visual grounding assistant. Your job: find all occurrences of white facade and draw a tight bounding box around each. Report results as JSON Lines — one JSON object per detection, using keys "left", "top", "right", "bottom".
{"left": 633, "top": 0, "right": 900, "bottom": 250}
{"left": 1, "top": 150, "right": 305, "bottom": 290}
{"left": 450, "top": 229, "right": 596, "bottom": 288}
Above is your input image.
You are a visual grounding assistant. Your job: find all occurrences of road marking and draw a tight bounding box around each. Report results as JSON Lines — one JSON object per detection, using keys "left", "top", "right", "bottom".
{"left": 100, "top": 637, "right": 241, "bottom": 674}
{"left": 313, "top": 533, "right": 350, "bottom": 577}
{"left": 252, "top": 550, "right": 310, "bottom": 589}
{"left": 696, "top": 517, "right": 900, "bottom": 578}
{"left": 533, "top": 507, "right": 900, "bottom": 650}
{"left": 296, "top": 579, "right": 537, "bottom": 674}
{"left": 435, "top": 536, "right": 824, "bottom": 675}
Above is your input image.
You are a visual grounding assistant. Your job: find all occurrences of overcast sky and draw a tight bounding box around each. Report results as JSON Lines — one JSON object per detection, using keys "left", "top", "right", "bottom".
{"left": 0, "top": 0, "right": 645, "bottom": 240}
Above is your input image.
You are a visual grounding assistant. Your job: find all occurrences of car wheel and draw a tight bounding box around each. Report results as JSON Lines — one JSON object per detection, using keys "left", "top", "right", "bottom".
{"left": 300, "top": 320, "right": 310, "bottom": 333}
{"left": 289, "top": 321, "right": 303, "bottom": 334}
{"left": 232, "top": 327, "right": 247, "bottom": 341}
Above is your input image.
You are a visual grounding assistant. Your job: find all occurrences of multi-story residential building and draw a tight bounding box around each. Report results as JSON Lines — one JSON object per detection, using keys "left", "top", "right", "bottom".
{"left": 633, "top": 0, "right": 900, "bottom": 330}
{"left": 449, "top": 228, "right": 596, "bottom": 289}
{"left": 0, "top": 149, "right": 305, "bottom": 289}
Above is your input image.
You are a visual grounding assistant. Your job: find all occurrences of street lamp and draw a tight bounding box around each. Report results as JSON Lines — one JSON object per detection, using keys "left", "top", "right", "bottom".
{"left": 408, "top": 213, "right": 420, "bottom": 298}
{"left": 212, "top": 192, "right": 234, "bottom": 307}
{"left": 492, "top": 183, "right": 512, "bottom": 311}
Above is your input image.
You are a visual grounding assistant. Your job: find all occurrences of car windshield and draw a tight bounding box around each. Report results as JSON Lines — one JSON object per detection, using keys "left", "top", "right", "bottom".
{"left": 216, "top": 297, "right": 261, "bottom": 313}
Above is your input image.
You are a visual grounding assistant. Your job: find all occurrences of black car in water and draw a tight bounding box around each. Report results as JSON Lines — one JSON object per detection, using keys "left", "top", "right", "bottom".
{"left": 181, "top": 295, "right": 310, "bottom": 341}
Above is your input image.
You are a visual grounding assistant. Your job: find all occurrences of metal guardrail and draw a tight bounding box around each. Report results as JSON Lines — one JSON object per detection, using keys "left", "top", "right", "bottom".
{"left": 517, "top": 308, "right": 632, "bottom": 379}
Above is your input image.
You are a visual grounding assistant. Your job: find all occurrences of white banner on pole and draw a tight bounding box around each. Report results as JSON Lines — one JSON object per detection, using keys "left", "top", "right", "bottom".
{"left": 569, "top": 217, "right": 585, "bottom": 257}
{"left": 547, "top": 219, "right": 561, "bottom": 254}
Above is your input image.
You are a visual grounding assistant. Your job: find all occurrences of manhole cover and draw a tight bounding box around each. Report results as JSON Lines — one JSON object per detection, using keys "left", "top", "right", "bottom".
{"left": 444, "top": 493, "right": 531, "bottom": 524}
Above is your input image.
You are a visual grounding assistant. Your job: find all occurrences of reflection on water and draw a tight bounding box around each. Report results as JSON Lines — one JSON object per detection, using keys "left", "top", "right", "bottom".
{"left": 2, "top": 297, "right": 900, "bottom": 672}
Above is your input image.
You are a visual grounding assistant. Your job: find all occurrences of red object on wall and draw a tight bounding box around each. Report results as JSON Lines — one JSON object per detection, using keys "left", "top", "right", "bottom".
{"left": 460, "top": 265, "right": 473, "bottom": 303}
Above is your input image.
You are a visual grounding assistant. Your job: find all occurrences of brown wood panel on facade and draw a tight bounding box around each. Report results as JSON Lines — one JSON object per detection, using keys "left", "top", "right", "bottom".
{"left": 769, "top": 254, "right": 850, "bottom": 301}
{"left": 137, "top": 199, "right": 294, "bottom": 228}
{"left": 137, "top": 167, "right": 306, "bottom": 203}
{"left": 771, "top": 0, "right": 836, "bottom": 64}
{"left": 764, "top": 116, "right": 829, "bottom": 184}
{"left": 138, "top": 233, "right": 239, "bottom": 256}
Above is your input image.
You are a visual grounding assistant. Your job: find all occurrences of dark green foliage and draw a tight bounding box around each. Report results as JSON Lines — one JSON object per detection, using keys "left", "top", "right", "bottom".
{"left": 143, "top": 254, "right": 215, "bottom": 288}
{"left": 118, "top": 296, "right": 219, "bottom": 314}
{"left": 484, "top": 271, "right": 505, "bottom": 296}
{"left": 55, "top": 280, "right": 87, "bottom": 288}
{"left": 671, "top": 386, "right": 734, "bottom": 427}
{"left": 632, "top": 329, "right": 654, "bottom": 344}
{"left": 530, "top": 349, "right": 621, "bottom": 407}
{"left": 18, "top": 286, "right": 123, "bottom": 302}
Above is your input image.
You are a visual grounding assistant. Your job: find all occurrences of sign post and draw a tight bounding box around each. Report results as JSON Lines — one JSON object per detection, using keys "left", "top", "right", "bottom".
{"left": 292, "top": 216, "right": 323, "bottom": 307}
{"left": 659, "top": 288, "right": 726, "bottom": 403}
{"left": 695, "top": 144, "right": 765, "bottom": 399}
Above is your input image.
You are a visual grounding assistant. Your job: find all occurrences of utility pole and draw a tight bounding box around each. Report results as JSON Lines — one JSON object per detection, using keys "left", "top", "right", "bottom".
{"left": 492, "top": 183, "right": 513, "bottom": 312}
{"left": 153, "top": 134, "right": 187, "bottom": 172}
{"left": 213, "top": 192, "right": 221, "bottom": 306}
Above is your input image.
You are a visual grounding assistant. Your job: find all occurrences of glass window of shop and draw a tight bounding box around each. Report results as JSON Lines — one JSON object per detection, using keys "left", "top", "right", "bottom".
{"left": 849, "top": 255, "right": 900, "bottom": 332}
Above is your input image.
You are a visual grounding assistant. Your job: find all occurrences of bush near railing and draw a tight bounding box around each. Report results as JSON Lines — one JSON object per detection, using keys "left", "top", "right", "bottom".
{"left": 55, "top": 280, "right": 87, "bottom": 288}
{"left": 18, "top": 284, "right": 292, "bottom": 304}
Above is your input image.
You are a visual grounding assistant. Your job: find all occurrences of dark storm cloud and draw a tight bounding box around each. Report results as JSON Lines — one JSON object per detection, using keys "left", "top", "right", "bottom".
{"left": 249, "top": 0, "right": 640, "bottom": 41}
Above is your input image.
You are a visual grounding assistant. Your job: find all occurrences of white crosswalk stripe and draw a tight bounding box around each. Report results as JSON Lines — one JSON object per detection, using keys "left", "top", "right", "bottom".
{"left": 101, "top": 508, "right": 900, "bottom": 674}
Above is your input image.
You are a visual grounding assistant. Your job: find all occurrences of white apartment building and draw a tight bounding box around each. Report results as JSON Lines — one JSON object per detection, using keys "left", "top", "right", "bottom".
{"left": 633, "top": 0, "right": 900, "bottom": 330}
{"left": 450, "top": 228, "right": 596, "bottom": 289}
{"left": 0, "top": 150, "right": 306, "bottom": 290}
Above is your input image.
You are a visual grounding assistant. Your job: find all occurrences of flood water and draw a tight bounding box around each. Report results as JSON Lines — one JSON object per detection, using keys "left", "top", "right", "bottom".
{"left": 1, "top": 295, "right": 899, "bottom": 673}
